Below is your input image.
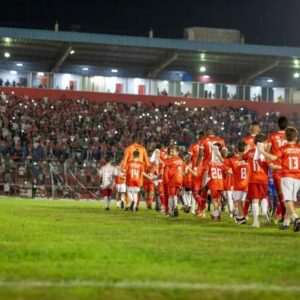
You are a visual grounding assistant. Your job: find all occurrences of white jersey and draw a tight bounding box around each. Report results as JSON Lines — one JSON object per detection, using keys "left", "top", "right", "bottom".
{"left": 99, "top": 164, "right": 118, "bottom": 189}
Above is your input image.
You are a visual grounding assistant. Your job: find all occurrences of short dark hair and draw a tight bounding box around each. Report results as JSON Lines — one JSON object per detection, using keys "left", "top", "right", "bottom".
{"left": 278, "top": 116, "right": 288, "bottom": 130}
{"left": 197, "top": 130, "right": 206, "bottom": 140}
{"left": 251, "top": 121, "right": 260, "bottom": 127}
{"left": 236, "top": 141, "right": 246, "bottom": 153}
{"left": 170, "top": 145, "right": 179, "bottom": 153}
{"left": 285, "top": 126, "right": 298, "bottom": 142}
{"left": 254, "top": 133, "right": 267, "bottom": 144}
{"left": 105, "top": 153, "right": 114, "bottom": 162}
{"left": 133, "top": 150, "right": 140, "bottom": 158}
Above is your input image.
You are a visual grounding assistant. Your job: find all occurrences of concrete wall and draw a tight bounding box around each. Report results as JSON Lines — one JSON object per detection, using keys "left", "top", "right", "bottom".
{"left": 184, "top": 27, "right": 241, "bottom": 44}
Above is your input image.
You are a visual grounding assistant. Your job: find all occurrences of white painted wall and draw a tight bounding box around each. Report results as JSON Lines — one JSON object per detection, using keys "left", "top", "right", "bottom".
{"left": 127, "top": 78, "right": 150, "bottom": 95}
{"left": 54, "top": 73, "right": 82, "bottom": 90}
{"left": 250, "top": 86, "right": 262, "bottom": 101}
{"left": 273, "top": 88, "right": 285, "bottom": 103}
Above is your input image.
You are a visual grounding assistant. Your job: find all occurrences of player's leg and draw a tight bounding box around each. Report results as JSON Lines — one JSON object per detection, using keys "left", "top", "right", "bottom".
{"left": 211, "top": 191, "right": 221, "bottom": 221}
{"left": 227, "top": 190, "right": 234, "bottom": 218}
{"left": 132, "top": 191, "right": 139, "bottom": 211}
{"left": 168, "top": 186, "right": 176, "bottom": 217}
{"left": 126, "top": 187, "right": 134, "bottom": 210}
{"left": 251, "top": 199, "right": 260, "bottom": 227}
{"left": 103, "top": 189, "right": 111, "bottom": 211}
{"left": 261, "top": 198, "right": 270, "bottom": 224}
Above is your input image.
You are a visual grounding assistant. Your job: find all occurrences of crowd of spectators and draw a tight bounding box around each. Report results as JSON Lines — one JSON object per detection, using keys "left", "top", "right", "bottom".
{"left": 0, "top": 92, "right": 299, "bottom": 167}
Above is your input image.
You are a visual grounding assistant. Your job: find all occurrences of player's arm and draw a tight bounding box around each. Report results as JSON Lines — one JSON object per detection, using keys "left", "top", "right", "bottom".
{"left": 213, "top": 145, "right": 224, "bottom": 163}
{"left": 257, "top": 143, "right": 277, "bottom": 161}
{"left": 269, "top": 163, "right": 282, "bottom": 170}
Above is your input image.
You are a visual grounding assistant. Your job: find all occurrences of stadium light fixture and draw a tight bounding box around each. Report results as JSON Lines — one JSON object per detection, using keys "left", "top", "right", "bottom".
{"left": 4, "top": 52, "right": 10, "bottom": 58}
{"left": 10, "top": 70, "right": 17, "bottom": 74}
{"left": 200, "top": 53, "right": 205, "bottom": 60}
{"left": 203, "top": 75, "right": 210, "bottom": 79}
{"left": 16, "top": 63, "right": 23, "bottom": 67}
{"left": 37, "top": 72, "right": 44, "bottom": 76}
{"left": 267, "top": 79, "right": 273, "bottom": 83}
{"left": 82, "top": 67, "right": 89, "bottom": 71}
{"left": 4, "top": 37, "right": 12, "bottom": 44}
{"left": 200, "top": 66, "right": 206, "bottom": 73}
{"left": 70, "top": 49, "right": 75, "bottom": 55}
{"left": 111, "top": 69, "right": 118, "bottom": 73}
{"left": 294, "top": 72, "right": 300, "bottom": 78}
{"left": 294, "top": 59, "right": 299, "bottom": 66}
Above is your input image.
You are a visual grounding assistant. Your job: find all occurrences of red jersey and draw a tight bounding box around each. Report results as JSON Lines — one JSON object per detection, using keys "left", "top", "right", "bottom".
{"left": 229, "top": 158, "right": 251, "bottom": 191}
{"left": 268, "top": 131, "right": 287, "bottom": 154}
{"left": 188, "top": 142, "right": 200, "bottom": 168}
{"left": 126, "top": 161, "right": 144, "bottom": 187}
{"left": 243, "top": 135, "right": 256, "bottom": 150}
{"left": 159, "top": 148, "right": 168, "bottom": 177}
{"left": 223, "top": 157, "right": 236, "bottom": 191}
{"left": 207, "top": 161, "right": 224, "bottom": 191}
{"left": 243, "top": 149, "right": 269, "bottom": 184}
{"left": 183, "top": 163, "right": 193, "bottom": 188}
{"left": 164, "top": 156, "right": 186, "bottom": 187}
{"left": 275, "top": 144, "right": 300, "bottom": 180}
{"left": 143, "top": 163, "right": 156, "bottom": 186}
{"left": 199, "top": 135, "right": 226, "bottom": 164}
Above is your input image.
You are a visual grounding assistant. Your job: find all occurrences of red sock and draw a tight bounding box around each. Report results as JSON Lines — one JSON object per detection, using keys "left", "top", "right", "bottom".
{"left": 275, "top": 203, "right": 282, "bottom": 218}
{"left": 243, "top": 199, "right": 250, "bottom": 217}
{"left": 279, "top": 194, "right": 286, "bottom": 218}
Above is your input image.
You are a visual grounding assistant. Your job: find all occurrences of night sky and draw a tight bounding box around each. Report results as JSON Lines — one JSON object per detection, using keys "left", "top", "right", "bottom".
{"left": 1, "top": 0, "right": 299, "bottom": 47}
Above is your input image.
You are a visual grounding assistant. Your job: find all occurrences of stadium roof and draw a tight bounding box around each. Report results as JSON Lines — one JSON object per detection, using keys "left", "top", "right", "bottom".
{"left": 1, "top": 27, "right": 300, "bottom": 86}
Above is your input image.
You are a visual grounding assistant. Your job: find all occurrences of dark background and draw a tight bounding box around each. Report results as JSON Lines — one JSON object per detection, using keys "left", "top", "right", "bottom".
{"left": 0, "top": 0, "right": 298, "bottom": 46}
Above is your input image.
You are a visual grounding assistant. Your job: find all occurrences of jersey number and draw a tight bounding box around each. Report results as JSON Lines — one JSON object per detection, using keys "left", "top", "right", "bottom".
{"left": 288, "top": 157, "right": 299, "bottom": 170}
{"left": 253, "top": 161, "right": 261, "bottom": 172}
{"left": 130, "top": 169, "right": 139, "bottom": 178}
{"left": 240, "top": 167, "right": 247, "bottom": 179}
{"left": 211, "top": 168, "right": 222, "bottom": 179}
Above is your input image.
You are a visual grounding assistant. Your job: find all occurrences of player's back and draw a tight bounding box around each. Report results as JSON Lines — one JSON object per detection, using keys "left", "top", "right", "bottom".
{"left": 126, "top": 160, "right": 144, "bottom": 187}
{"left": 207, "top": 161, "right": 224, "bottom": 191}
{"left": 230, "top": 159, "right": 251, "bottom": 191}
{"left": 100, "top": 164, "right": 117, "bottom": 188}
{"left": 278, "top": 144, "right": 300, "bottom": 179}
{"left": 165, "top": 156, "right": 186, "bottom": 186}
{"left": 123, "top": 143, "right": 149, "bottom": 168}
{"left": 244, "top": 149, "right": 268, "bottom": 183}
{"left": 243, "top": 135, "right": 256, "bottom": 149}
{"left": 199, "top": 135, "right": 225, "bottom": 163}
{"left": 268, "top": 131, "right": 287, "bottom": 154}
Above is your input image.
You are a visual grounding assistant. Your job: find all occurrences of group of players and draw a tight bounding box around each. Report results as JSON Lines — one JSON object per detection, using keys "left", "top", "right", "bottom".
{"left": 98, "top": 116, "right": 300, "bottom": 232}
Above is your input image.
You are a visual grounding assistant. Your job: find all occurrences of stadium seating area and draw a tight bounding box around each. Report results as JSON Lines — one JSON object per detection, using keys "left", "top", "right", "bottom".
{"left": 0, "top": 91, "right": 299, "bottom": 198}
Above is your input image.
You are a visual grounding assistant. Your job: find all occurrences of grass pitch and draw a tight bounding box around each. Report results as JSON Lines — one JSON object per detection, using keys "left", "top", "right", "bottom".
{"left": 0, "top": 197, "right": 299, "bottom": 300}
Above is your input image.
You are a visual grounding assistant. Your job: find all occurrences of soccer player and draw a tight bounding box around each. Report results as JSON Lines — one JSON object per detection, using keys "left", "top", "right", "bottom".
{"left": 164, "top": 145, "right": 186, "bottom": 217}
{"left": 258, "top": 126, "right": 300, "bottom": 231}
{"left": 156, "top": 141, "right": 170, "bottom": 214}
{"left": 125, "top": 150, "right": 153, "bottom": 212}
{"left": 198, "top": 130, "right": 226, "bottom": 217}
{"left": 115, "top": 161, "right": 126, "bottom": 209}
{"left": 98, "top": 155, "right": 118, "bottom": 211}
{"left": 242, "top": 121, "right": 260, "bottom": 218}
{"left": 230, "top": 142, "right": 251, "bottom": 224}
{"left": 202, "top": 143, "right": 226, "bottom": 221}
{"left": 243, "top": 121, "right": 260, "bottom": 150}
{"left": 187, "top": 131, "right": 206, "bottom": 215}
{"left": 243, "top": 134, "right": 280, "bottom": 227}
{"left": 223, "top": 151, "right": 235, "bottom": 218}
{"left": 143, "top": 162, "right": 157, "bottom": 209}
{"left": 122, "top": 134, "right": 150, "bottom": 169}
{"left": 267, "top": 116, "right": 288, "bottom": 223}
{"left": 182, "top": 158, "right": 194, "bottom": 213}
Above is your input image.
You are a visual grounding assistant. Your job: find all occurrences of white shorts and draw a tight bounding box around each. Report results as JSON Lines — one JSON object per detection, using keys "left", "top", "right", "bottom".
{"left": 281, "top": 177, "right": 300, "bottom": 202}
{"left": 127, "top": 186, "right": 140, "bottom": 193}
{"left": 115, "top": 183, "right": 126, "bottom": 193}
{"left": 233, "top": 191, "right": 248, "bottom": 202}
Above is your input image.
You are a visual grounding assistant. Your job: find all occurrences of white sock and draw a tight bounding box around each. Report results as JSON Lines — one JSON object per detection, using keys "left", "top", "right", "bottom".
{"left": 104, "top": 196, "right": 110, "bottom": 208}
{"left": 121, "top": 194, "right": 125, "bottom": 203}
{"left": 127, "top": 192, "right": 134, "bottom": 206}
{"left": 284, "top": 218, "right": 291, "bottom": 226}
{"left": 182, "top": 192, "right": 188, "bottom": 206}
{"left": 213, "top": 210, "right": 220, "bottom": 217}
{"left": 168, "top": 196, "right": 174, "bottom": 213}
{"left": 174, "top": 196, "right": 178, "bottom": 208}
{"left": 292, "top": 213, "right": 299, "bottom": 221}
{"left": 187, "top": 192, "right": 193, "bottom": 206}
{"left": 227, "top": 191, "right": 234, "bottom": 212}
{"left": 252, "top": 202, "right": 259, "bottom": 223}
{"left": 261, "top": 198, "right": 268, "bottom": 215}
{"left": 191, "top": 197, "right": 196, "bottom": 213}
{"left": 133, "top": 193, "right": 138, "bottom": 209}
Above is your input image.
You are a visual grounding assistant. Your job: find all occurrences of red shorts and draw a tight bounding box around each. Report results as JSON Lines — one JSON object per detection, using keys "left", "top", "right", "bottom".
{"left": 143, "top": 183, "right": 155, "bottom": 193}
{"left": 248, "top": 183, "right": 268, "bottom": 200}
{"left": 210, "top": 190, "right": 222, "bottom": 199}
{"left": 102, "top": 188, "right": 112, "bottom": 197}
{"left": 192, "top": 176, "right": 202, "bottom": 191}
{"left": 168, "top": 186, "right": 181, "bottom": 197}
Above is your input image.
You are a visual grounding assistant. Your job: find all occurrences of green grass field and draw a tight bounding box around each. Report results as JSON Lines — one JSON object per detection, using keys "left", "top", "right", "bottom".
{"left": 0, "top": 197, "right": 300, "bottom": 300}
